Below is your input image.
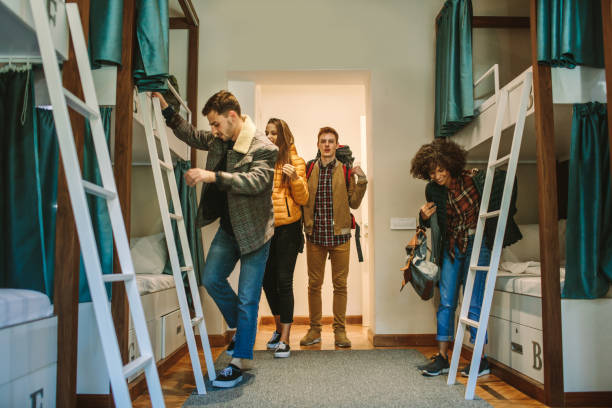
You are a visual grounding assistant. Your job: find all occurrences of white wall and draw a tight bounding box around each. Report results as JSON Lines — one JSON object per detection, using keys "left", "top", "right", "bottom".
{"left": 255, "top": 82, "right": 367, "bottom": 318}
{"left": 179, "top": 0, "right": 532, "bottom": 336}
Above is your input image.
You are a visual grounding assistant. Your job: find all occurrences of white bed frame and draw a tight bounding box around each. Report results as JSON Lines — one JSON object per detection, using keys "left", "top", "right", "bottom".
{"left": 0, "top": 317, "right": 58, "bottom": 408}
{"left": 455, "top": 66, "right": 611, "bottom": 393}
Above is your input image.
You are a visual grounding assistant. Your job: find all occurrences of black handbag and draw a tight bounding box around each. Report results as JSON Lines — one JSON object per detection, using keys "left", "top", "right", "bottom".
{"left": 400, "top": 223, "right": 439, "bottom": 300}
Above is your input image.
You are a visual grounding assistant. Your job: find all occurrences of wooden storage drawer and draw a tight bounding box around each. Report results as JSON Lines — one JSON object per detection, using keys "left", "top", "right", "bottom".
{"left": 487, "top": 316, "right": 513, "bottom": 368}
{"left": 127, "top": 319, "right": 162, "bottom": 382}
{"left": 491, "top": 291, "right": 512, "bottom": 321}
{"left": 510, "top": 322, "right": 544, "bottom": 383}
{"left": 0, "top": 364, "right": 56, "bottom": 408}
{"left": 161, "top": 309, "right": 186, "bottom": 358}
{"left": 513, "top": 294, "right": 542, "bottom": 331}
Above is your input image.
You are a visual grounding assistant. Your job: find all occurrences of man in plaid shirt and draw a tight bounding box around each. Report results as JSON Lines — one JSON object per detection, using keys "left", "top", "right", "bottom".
{"left": 300, "top": 127, "right": 367, "bottom": 348}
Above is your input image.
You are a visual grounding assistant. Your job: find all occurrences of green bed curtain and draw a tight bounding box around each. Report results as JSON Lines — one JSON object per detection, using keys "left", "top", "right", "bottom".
{"left": 79, "top": 108, "right": 114, "bottom": 302}
{"left": 89, "top": 0, "right": 124, "bottom": 68}
{"left": 563, "top": 102, "right": 612, "bottom": 299}
{"left": 163, "top": 160, "right": 205, "bottom": 288}
{"left": 537, "top": 0, "right": 605, "bottom": 68}
{"left": 434, "top": 0, "right": 474, "bottom": 138}
{"left": 134, "top": 0, "right": 169, "bottom": 92}
{"left": 0, "top": 67, "right": 56, "bottom": 300}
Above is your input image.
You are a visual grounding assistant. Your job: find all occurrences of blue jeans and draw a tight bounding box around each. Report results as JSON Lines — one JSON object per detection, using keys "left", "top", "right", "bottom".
{"left": 437, "top": 236, "right": 490, "bottom": 344}
{"left": 202, "top": 228, "right": 271, "bottom": 360}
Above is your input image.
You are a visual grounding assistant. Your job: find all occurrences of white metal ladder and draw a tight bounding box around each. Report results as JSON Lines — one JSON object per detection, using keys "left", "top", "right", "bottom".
{"left": 30, "top": 1, "right": 165, "bottom": 406}
{"left": 137, "top": 91, "right": 216, "bottom": 394}
{"left": 447, "top": 71, "right": 534, "bottom": 400}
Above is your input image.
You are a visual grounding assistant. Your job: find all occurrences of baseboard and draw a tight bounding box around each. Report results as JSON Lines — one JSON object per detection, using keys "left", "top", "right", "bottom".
{"left": 258, "top": 315, "right": 362, "bottom": 326}
{"left": 461, "top": 345, "right": 545, "bottom": 404}
{"left": 128, "top": 341, "right": 190, "bottom": 400}
{"left": 372, "top": 333, "right": 437, "bottom": 347}
{"left": 208, "top": 329, "right": 235, "bottom": 347}
{"left": 76, "top": 394, "right": 112, "bottom": 408}
{"left": 564, "top": 392, "right": 612, "bottom": 407}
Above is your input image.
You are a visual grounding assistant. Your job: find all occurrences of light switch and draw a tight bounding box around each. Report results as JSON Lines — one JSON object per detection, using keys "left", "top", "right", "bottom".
{"left": 390, "top": 217, "right": 417, "bottom": 230}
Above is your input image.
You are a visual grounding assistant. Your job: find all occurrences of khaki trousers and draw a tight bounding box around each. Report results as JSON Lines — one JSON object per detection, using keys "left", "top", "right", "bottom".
{"left": 306, "top": 240, "right": 350, "bottom": 331}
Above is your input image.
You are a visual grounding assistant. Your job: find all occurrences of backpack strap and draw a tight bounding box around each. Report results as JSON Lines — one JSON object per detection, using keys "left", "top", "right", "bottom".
{"left": 306, "top": 159, "right": 316, "bottom": 180}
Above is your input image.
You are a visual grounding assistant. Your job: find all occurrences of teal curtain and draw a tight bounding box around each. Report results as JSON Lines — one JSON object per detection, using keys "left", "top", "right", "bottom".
{"left": 79, "top": 108, "right": 114, "bottom": 302}
{"left": 537, "top": 0, "right": 605, "bottom": 68}
{"left": 434, "top": 0, "right": 474, "bottom": 138}
{"left": 563, "top": 102, "right": 612, "bottom": 299}
{"left": 35, "top": 109, "right": 60, "bottom": 301}
{"left": 89, "top": 0, "right": 124, "bottom": 68}
{"left": 134, "top": 0, "right": 169, "bottom": 92}
{"left": 163, "top": 160, "right": 205, "bottom": 289}
{"left": 0, "top": 67, "right": 55, "bottom": 300}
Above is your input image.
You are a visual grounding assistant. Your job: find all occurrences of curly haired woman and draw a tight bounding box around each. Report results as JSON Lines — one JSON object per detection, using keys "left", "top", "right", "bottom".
{"left": 410, "top": 139, "right": 521, "bottom": 378}
{"left": 262, "top": 118, "right": 309, "bottom": 358}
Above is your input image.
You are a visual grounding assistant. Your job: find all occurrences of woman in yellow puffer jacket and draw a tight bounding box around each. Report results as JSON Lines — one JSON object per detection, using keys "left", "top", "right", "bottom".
{"left": 262, "top": 118, "right": 309, "bottom": 358}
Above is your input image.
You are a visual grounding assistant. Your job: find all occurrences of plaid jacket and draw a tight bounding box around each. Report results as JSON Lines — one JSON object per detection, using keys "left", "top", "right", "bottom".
{"left": 166, "top": 113, "right": 278, "bottom": 254}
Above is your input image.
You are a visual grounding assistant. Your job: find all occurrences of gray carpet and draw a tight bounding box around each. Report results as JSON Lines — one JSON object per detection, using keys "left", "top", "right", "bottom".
{"left": 183, "top": 349, "right": 490, "bottom": 407}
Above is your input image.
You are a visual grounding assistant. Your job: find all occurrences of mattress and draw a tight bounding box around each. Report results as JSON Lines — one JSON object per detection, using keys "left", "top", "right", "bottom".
{"left": 136, "top": 274, "right": 176, "bottom": 295}
{"left": 496, "top": 269, "right": 612, "bottom": 298}
{"left": 0, "top": 289, "right": 54, "bottom": 329}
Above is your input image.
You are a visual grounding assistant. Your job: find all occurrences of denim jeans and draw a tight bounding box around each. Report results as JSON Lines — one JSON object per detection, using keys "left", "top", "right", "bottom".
{"left": 202, "top": 228, "right": 271, "bottom": 360}
{"left": 437, "top": 236, "right": 490, "bottom": 344}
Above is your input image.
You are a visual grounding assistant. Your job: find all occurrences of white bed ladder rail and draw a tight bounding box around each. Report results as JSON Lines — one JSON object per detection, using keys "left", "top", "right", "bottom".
{"left": 447, "top": 71, "right": 534, "bottom": 400}
{"left": 30, "top": 1, "right": 165, "bottom": 406}
{"left": 138, "top": 92, "right": 216, "bottom": 395}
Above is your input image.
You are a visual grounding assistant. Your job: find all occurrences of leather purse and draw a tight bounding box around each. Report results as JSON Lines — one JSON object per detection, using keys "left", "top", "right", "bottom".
{"left": 400, "top": 224, "right": 439, "bottom": 300}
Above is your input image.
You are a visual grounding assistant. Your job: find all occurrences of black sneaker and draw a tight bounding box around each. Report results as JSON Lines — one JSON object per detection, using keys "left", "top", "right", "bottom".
{"left": 274, "top": 341, "right": 290, "bottom": 358}
{"left": 417, "top": 354, "right": 437, "bottom": 371}
{"left": 461, "top": 356, "right": 491, "bottom": 377}
{"left": 212, "top": 364, "right": 243, "bottom": 388}
{"left": 266, "top": 331, "right": 281, "bottom": 350}
{"left": 421, "top": 353, "right": 450, "bottom": 377}
{"left": 225, "top": 335, "right": 236, "bottom": 357}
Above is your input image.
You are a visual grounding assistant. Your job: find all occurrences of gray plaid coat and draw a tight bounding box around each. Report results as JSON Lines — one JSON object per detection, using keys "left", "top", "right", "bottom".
{"left": 166, "top": 113, "right": 278, "bottom": 254}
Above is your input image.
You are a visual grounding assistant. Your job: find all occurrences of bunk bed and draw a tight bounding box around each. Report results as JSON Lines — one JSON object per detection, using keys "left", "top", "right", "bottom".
{"left": 443, "top": 2, "right": 612, "bottom": 404}
{"left": 0, "top": 1, "right": 71, "bottom": 406}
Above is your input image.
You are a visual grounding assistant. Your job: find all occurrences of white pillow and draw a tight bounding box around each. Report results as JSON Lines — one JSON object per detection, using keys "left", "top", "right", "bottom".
{"left": 130, "top": 233, "right": 168, "bottom": 274}
{"left": 503, "top": 220, "right": 567, "bottom": 262}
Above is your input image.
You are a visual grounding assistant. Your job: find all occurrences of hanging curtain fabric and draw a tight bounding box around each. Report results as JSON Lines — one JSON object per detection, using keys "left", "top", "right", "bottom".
{"left": 563, "top": 102, "right": 612, "bottom": 299}
{"left": 89, "top": 0, "right": 124, "bottom": 68}
{"left": 0, "top": 66, "right": 54, "bottom": 299}
{"left": 537, "top": 0, "right": 605, "bottom": 68}
{"left": 163, "top": 160, "right": 205, "bottom": 288}
{"left": 434, "top": 0, "right": 474, "bottom": 138}
{"left": 35, "top": 108, "right": 60, "bottom": 301}
{"left": 133, "top": 0, "right": 169, "bottom": 92}
{"left": 79, "top": 107, "right": 114, "bottom": 302}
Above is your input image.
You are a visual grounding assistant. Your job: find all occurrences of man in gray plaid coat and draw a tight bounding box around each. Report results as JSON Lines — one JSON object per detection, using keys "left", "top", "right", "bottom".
{"left": 154, "top": 90, "right": 277, "bottom": 388}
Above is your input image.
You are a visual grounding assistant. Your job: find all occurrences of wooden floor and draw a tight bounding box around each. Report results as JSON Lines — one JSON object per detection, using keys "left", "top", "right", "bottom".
{"left": 132, "top": 323, "right": 547, "bottom": 407}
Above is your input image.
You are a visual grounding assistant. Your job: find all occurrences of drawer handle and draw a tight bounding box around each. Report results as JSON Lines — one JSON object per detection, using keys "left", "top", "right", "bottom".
{"left": 30, "top": 388, "right": 44, "bottom": 407}
{"left": 511, "top": 342, "right": 523, "bottom": 354}
{"left": 177, "top": 325, "right": 182, "bottom": 335}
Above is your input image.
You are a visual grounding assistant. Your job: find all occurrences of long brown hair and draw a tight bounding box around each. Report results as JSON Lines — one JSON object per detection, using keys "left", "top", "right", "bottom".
{"left": 268, "top": 118, "right": 295, "bottom": 187}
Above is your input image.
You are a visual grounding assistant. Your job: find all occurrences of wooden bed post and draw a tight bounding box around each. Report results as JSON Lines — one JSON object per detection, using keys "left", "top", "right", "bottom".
{"left": 54, "top": 2, "right": 90, "bottom": 407}
{"left": 529, "top": 0, "right": 565, "bottom": 406}
{"left": 188, "top": 24, "right": 199, "bottom": 167}
{"left": 602, "top": 0, "right": 612, "bottom": 178}
{"left": 111, "top": 0, "right": 137, "bottom": 372}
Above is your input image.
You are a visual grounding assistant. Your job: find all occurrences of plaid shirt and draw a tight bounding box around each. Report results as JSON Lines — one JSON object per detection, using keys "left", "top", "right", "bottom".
{"left": 446, "top": 170, "right": 480, "bottom": 259}
{"left": 309, "top": 159, "right": 351, "bottom": 247}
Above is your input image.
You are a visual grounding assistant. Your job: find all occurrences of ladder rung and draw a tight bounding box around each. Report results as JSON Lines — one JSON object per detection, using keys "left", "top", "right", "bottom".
{"left": 63, "top": 88, "right": 100, "bottom": 119}
{"left": 82, "top": 180, "right": 117, "bottom": 199}
{"left": 191, "top": 316, "right": 203, "bottom": 326}
{"left": 480, "top": 210, "right": 500, "bottom": 219}
{"left": 159, "top": 159, "right": 173, "bottom": 171}
{"left": 469, "top": 266, "right": 490, "bottom": 272}
{"left": 489, "top": 154, "right": 511, "bottom": 168}
{"left": 460, "top": 317, "right": 480, "bottom": 329}
{"left": 168, "top": 213, "right": 183, "bottom": 220}
{"left": 102, "top": 274, "right": 135, "bottom": 283}
{"left": 123, "top": 355, "right": 153, "bottom": 378}
{"left": 180, "top": 266, "right": 193, "bottom": 272}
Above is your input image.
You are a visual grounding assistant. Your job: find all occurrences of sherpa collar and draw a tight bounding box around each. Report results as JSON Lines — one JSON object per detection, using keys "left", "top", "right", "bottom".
{"left": 233, "top": 115, "right": 256, "bottom": 154}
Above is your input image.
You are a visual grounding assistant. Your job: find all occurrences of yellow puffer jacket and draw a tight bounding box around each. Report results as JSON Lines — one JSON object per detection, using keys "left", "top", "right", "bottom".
{"left": 272, "top": 144, "right": 309, "bottom": 226}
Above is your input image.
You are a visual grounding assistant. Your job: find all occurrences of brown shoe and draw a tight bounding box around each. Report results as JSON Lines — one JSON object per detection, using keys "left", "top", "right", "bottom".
{"left": 334, "top": 329, "right": 352, "bottom": 348}
{"left": 300, "top": 328, "right": 321, "bottom": 346}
